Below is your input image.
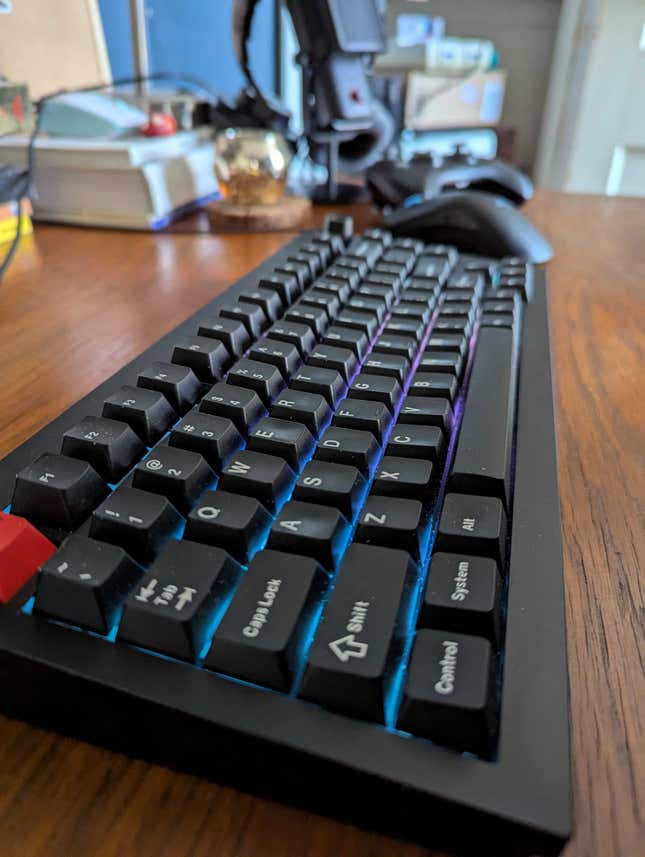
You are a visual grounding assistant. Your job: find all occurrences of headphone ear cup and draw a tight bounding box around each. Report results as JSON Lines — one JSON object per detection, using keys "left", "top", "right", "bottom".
{"left": 336, "top": 100, "right": 396, "bottom": 175}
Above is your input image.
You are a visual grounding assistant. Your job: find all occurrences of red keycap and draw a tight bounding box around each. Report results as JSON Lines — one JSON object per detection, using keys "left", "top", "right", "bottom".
{"left": 0, "top": 512, "right": 56, "bottom": 602}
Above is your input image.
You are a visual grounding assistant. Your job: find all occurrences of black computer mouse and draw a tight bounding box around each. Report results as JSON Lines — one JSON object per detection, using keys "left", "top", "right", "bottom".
{"left": 384, "top": 191, "right": 553, "bottom": 263}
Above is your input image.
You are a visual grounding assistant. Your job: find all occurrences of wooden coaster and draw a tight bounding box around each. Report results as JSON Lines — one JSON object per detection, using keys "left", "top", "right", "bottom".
{"left": 207, "top": 195, "right": 312, "bottom": 232}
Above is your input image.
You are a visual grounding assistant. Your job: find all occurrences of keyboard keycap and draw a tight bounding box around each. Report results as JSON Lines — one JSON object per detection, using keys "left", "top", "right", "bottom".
{"left": 118, "top": 540, "right": 241, "bottom": 661}
{"left": 247, "top": 417, "right": 315, "bottom": 471}
{"left": 372, "top": 333, "right": 417, "bottom": 361}
{"left": 306, "top": 344, "right": 358, "bottom": 383}
{"left": 34, "top": 535, "right": 142, "bottom": 633}
{"left": 383, "top": 319, "right": 424, "bottom": 342}
{"left": 258, "top": 274, "right": 299, "bottom": 306}
{"left": 419, "top": 351, "right": 463, "bottom": 378}
{"left": 12, "top": 453, "right": 108, "bottom": 535}
{"left": 419, "top": 553, "right": 502, "bottom": 645}
{"left": 335, "top": 309, "right": 378, "bottom": 339}
{"left": 386, "top": 424, "right": 445, "bottom": 463}
{"left": 332, "top": 399, "right": 392, "bottom": 444}
{"left": 322, "top": 325, "right": 368, "bottom": 359}
{"left": 284, "top": 305, "right": 328, "bottom": 336}
{"left": 199, "top": 383, "right": 266, "bottom": 435}
{"left": 398, "top": 396, "right": 453, "bottom": 435}
{"left": 137, "top": 362, "right": 202, "bottom": 414}
{"left": 426, "top": 334, "right": 467, "bottom": 357}
{"left": 300, "top": 543, "right": 414, "bottom": 722}
{"left": 90, "top": 487, "right": 183, "bottom": 564}
{"left": 348, "top": 295, "right": 387, "bottom": 324}
{"left": 61, "top": 416, "right": 145, "bottom": 483}
{"left": 219, "top": 302, "right": 267, "bottom": 338}
{"left": 299, "top": 289, "right": 341, "bottom": 320}
{"left": 315, "top": 427, "right": 380, "bottom": 476}
{"left": 266, "top": 321, "right": 316, "bottom": 358}
{"left": 219, "top": 450, "right": 295, "bottom": 513}
{"left": 293, "top": 460, "right": 366, "bottom": 520}
{"left": 133, "top": 447, "right": 215, "bottom": 514}
{"left": 226, "top": 359, "right": 286, "bottom": 407}
{"left": 355, "top": 496, "right": 426, "bottom": 560}
{"left": 436, "top": 494, "right": 507, "bottom": 565}
{"left": 270, "top": 389, "right": 332, "bottom": 438}
{"left": 268, "top": 500, "right": 350, "bottom": 571}
{"left": 313, "top": 278, "right": 351, "bottom": 304}
{"left": 396, "top": 629, "right": 496, "bottom": 756}
{"left": 205, "top": 551, "right": 326, "bottom": 690}
{"left": 449, "top": 327, "right": 517, "bottom": 509}
{"left": 372, "top": 456, "right": 434, "bottom": 502}
{"left": 103, "top": 386, "right": 176, "bottom": 446}
{"left": 248, "top": 339, "right": 302, "bottom": 381}
{"left": 169, "top": 411, "right": 243, "bottom": 470}
{"left": 362, "top": 353, "right": 410, "bottom": 385}
{"left": 184, "top": 490, "right": 271, "bottom": 564}
{"left": 238, "top": 286, "right": 282, "bottom": 322}
{"left": 409, "top": 372, "right": 458, "bottom": 403}
{"left": 291, "top": 366, "right": 346, "bottom": 408}
{"left": 171, "top": 336, "right": 229, "bottom": 383}
{"left": 348, "top": 373, "right": 403, "bottom": 412}
{"left": 197, "top": 317, "right": 250, "bottom": 359}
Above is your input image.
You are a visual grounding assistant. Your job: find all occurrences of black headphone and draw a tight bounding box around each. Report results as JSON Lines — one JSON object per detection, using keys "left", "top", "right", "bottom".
{"left": 223, "top": 0, "right": 394, "bottom": 172}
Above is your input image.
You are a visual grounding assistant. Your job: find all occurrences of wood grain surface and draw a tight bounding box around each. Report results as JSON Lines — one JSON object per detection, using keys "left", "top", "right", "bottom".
{"left": 0, "top": 192, "right": 642, "bottom": 857}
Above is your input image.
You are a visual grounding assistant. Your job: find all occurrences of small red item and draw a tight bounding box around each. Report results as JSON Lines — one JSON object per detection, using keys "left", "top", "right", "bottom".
{"left": 0, "top": 512, "right": 56, "bottom": 603}
{"left": 141, "top": 111, "right": 178, "bottom": 137}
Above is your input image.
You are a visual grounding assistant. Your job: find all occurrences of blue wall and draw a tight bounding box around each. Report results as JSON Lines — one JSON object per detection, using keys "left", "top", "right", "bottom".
{"left": 98, "top": 0, "right": 276, "bottom": 100}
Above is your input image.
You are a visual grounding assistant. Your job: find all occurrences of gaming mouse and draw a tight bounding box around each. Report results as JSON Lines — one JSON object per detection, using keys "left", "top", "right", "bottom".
{"left": 384, "top": 191, "right": 553, "bottom": 263}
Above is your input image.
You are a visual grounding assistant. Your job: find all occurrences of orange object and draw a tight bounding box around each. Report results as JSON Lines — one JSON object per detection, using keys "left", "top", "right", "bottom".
{"left": 0, "top": 512, "right": 56, "bottom": 602}
{"left": 141, "top": 111, "right": 178, "bottom": 137}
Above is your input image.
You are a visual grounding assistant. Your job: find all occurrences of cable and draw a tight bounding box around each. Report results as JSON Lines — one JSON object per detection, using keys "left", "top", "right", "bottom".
{"left": 0, "top": 72, "right": 221, "bottom": 284}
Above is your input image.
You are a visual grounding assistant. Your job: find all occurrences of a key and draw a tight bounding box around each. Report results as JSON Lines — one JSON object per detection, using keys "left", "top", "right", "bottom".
{"left": 335, "top": 256, "right": 368, "bottom": 279}
{"left": 291, "top": 366, "right": 346, "bottom": 408}
{"left": 219, "top": 302, "right": 267, "bottom": 338}
{"left": 386, "top": 424, "right": 445, "bottom": 463}
{"left": 268, "top": 500, "right": 350, "bottom": 571}
{"left": 133, "top": 447, "right": 215, "bottom": 514}
{"left": 439, "top": 303, "right": 474, "bottom": 320}
{"left": 219, "top": 450, "right": 295, "bottom": 513}
{"left": 409, "top": 372, "right": 458, "bottom": 403}
{"left": 0, "top": 513, "right": 56, "bottom": 603}
{"left": 313, "top": 277, "right": 351, "bottom": 304}
{"left": 433, "top": 318, "right": 471, "bottom": 337}
{"left": 34, "top": 535, "right": 142, "bottom": 634}
{"left": 248, "top": 338, "right": 302, "bottom": 381}
{"left": 383, "top": 319, "right": 424, "bottom": 342}
{"left": 392, "top": 236, "right": 424, "bottom": 255}
{"left": 90, "top": 487, "right": 183, "bottom": 564}
{"left": 332, "top": 399, "right": 392, "bottom": 444}
{"left": 436, "top": 494, "right": 507, "bottom": 565}
{"left": 315, "top": 427, "right": 380, "bottom": 476}
{"left": 247, "top": 417, "right": 315, "bottom": 471}
{"left": 137, "top": 362, "right": 202, "bottom": 415}
{"left": 414, "top": 256, "right": 450, "bottom": 283}
{"left": 266, "top": 320, "right": 316, "bottom": 358}
{"left": 197, "top": 317, "right": 250, "bottom": 359}
{"left": 363, "top": 227, "right": 393, "bottom": 248}
{"left": 306, "top": 344, "right": 357, "bottom": 383}
{"left": 313, "top": 230, "right": 346, "bottom": 256}
{"left": 390, "top": 302, "right": 431, "bottom": 325}
{"left": 321, "top": 325, "right": 368, "bottom": 359}
{"left": 372, "top": 456, "right": 434, "bottom": 503}
{"left": 449, "top": 327, "right": 518, "bottom": 509}
{"left": 419, "top": 351, "right": 463, "bottom": 378}
{"left": 334, "top": 309, "right": 378, "bottom": 339}
{"left": 426, "top": 243, "right": 458, "bottom": 265}
{"left": 426, "top": 334, "right": 467, "bottom": 357}
{"left": 238, "top": 286, "right": 282, "bottom": 323}
{"left": 346, "top": 236, "right": 382, "bottom": 268}
{"left": 270, "top": 389, "right": 332, "bottom": 438}
{"left": 12, "top": 453, "right": 108, "bottom": 535}
{"left": 284, "top": 305, "right": 328, "bottom": 337}
{"left": 118, "top": 540, "right": 241, "bottom": 661}
{"left": 276, "top": 261, "right": 309, "bottom": 291}
{"left": 448, "top": 271, "right": 485, "bottom": 292}
{"left": 419, "top": 553, "right": 502, "bottom": 645}
{"left": 171, "top": 336, "right": 230, "bottom": 383}
{"left": 258, "top": 274, "right": 299, "bottom": 306}
{"left": 103, "top": 386, "right": 176, "bottom": 446}
{"left": 299, "top": 289, "right": 340, "bottom": 320}
{"left": 287, "top": 252, "right": 319, "bottom": 281}
{"left": 358, "top": 282, "right": 395, "bottom": 308}
{"left": 169, "top": 411, "right": 243, "bottom": 470}
{"left": 300, "top": 543, "right": 414, "bottom": 722}
{"left": 184, "top": 490, "right": 272, "bottom": 564}
{"left": 293, "top": 460, "right": 366, "bottom": 521}
{"left": 204, "top": 550, "right": 326, "bottom": 690}
{"left": 301, "top": 241, "right": 330, "bottom": 268}
{"left": 372, "top": 333, "right": 417, "bottom": 362}
{"left": 61, "top": 416, "right": 145, "bottom": 483}
{"left": 372, "top": 264, "right": 403, "bottom": 289}
{"left": 348, "top": 373, "right": 403, "bottom": 412}
{"left": 325, "top": 264, "right": 360, "bottom": 290}
{"left": 324, "top": 213, "right": 353, "bottom": 243}
{"left": 404, "top": 279, "right": 441, "bottom": 298}
{"left": 396, "top": 629, "right": 496, "bottom": 756}
{"left": 226, "top": 359, "right": 286, "bottom": 407}
{"left": 481, "top": 314, "right": 514, "bottom": 329}
{"left": 355, "top": 495, "right": 427, "bottom": 561}
{"left": 199, "top": 382, "right": 266, "bottom": 436}
{"left": 398, "top": 289, "right": 434, "bottom": 308}
{"left": 362, "top": 353, "right": 410, "bottom": 385}
{"left": 382, "top": 247, "right": 415, "bottom": 273}
{"left": 398, "top": 396, "right": 453, "bottom": 435}
{"left": 348, "top": 295, "right": 387, "bottom": 324}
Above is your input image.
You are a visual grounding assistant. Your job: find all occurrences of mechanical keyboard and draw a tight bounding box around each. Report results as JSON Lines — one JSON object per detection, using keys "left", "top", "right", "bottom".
{"left": 0, "top": 216, "right": 571, "bottom": 856}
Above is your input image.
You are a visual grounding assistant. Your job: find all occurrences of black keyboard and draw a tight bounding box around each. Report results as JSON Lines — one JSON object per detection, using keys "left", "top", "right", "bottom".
{"left": 0, "top": 217, "right": 571, "bottom": 856}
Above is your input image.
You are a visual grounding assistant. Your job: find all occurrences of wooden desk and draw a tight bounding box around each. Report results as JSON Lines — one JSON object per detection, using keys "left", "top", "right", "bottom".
{"left": 0, "top": 192, "right": 642, "bottom": 857}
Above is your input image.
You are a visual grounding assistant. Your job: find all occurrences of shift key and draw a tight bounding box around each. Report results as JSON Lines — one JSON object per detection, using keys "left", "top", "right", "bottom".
{"left": 300, "top": 543, "right": 415, "bottom": 722}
